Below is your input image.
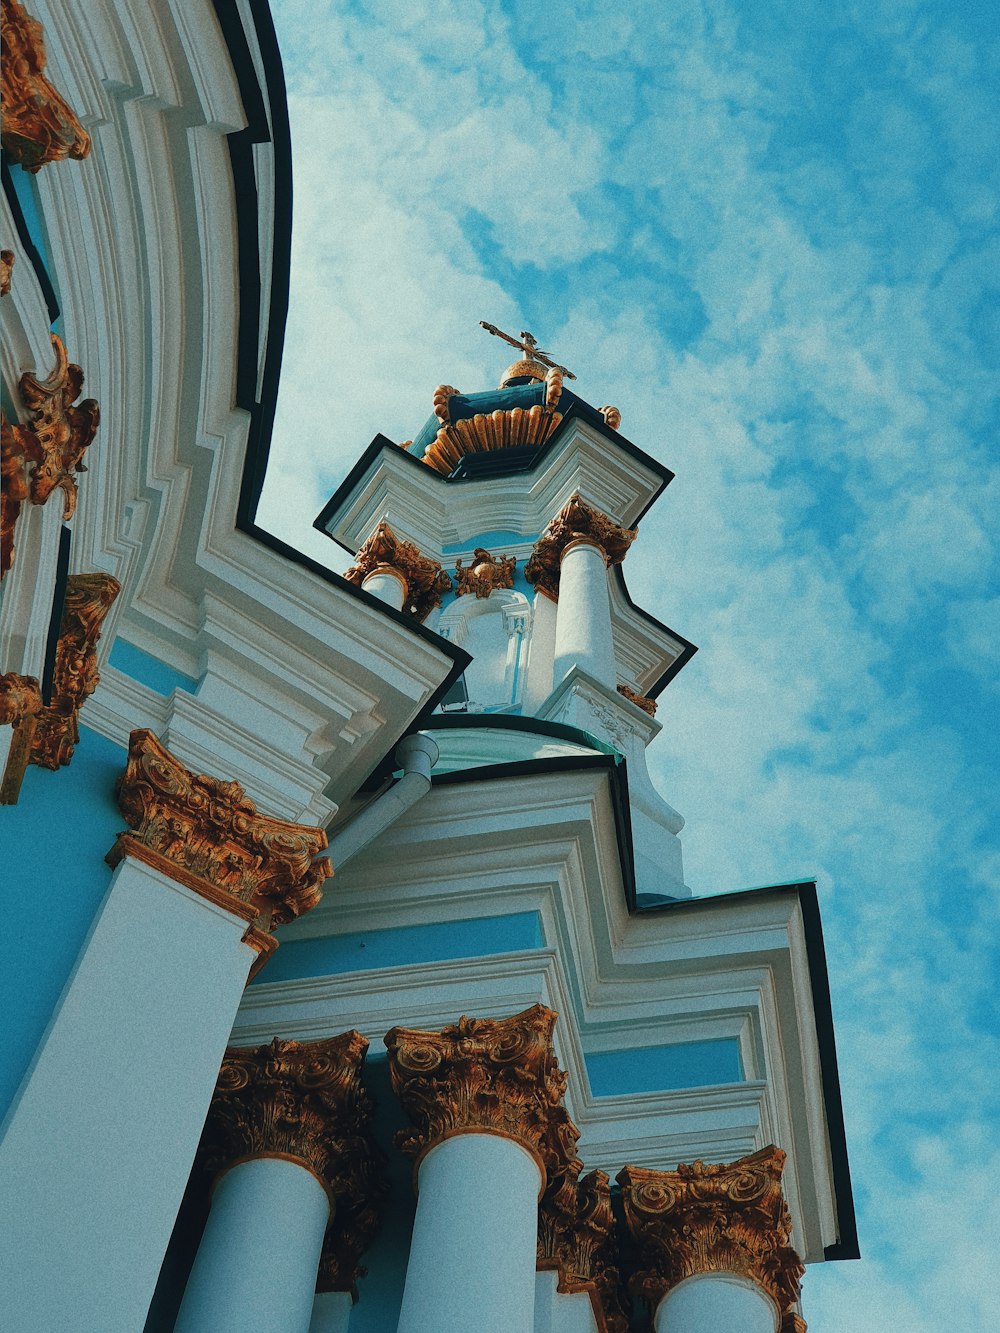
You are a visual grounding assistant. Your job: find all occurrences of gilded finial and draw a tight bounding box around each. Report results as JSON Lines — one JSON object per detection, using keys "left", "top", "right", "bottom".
{"left": 479, "top": 320, "right": 576, "bottom": 388}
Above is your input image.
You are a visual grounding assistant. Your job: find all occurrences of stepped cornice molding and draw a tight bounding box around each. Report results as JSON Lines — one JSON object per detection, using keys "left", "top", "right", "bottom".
{"left": 618, "top": 1148, "right": 805, "bottom": 1322}
{"left": 1, "top": 0, "right": 92, "bottom": 171}
{"left": 199, "top": 1034, "right": 385, "bottom": 1295}
{"left": 30, "top": 572, "right": 120, "bottom": 770}
{"left": 107, "top": 729, "right": 331, "bottom": 937}
{"left": 526, "top": 493, "right": 637, "bottom": 602}
{"left": 538, "top": 1168, "right": 627, "bottom": 1333}
{"left": 386, "top": 1003, "right": 582, "bottom": 1189}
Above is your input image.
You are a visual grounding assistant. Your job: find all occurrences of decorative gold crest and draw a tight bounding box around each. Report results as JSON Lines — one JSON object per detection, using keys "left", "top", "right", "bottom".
{"left": 1, "top": 0, "right": 92, "bottom": 171}
{"left": 617, "top": 683, "right": 657, "bottom": 716}
{"left": 454, "top": 547, "right": 516, "bottom": 598}
{"left": 18, "top": 335, "right": 100, "bottom": 522}
{"left": 525, "top": 493, "right": 637, "bottom": 601}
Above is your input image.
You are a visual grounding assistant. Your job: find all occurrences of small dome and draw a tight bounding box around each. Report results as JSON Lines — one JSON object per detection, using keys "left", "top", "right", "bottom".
{"left": 499, "top": 358, "right": 548, "bottom": 388}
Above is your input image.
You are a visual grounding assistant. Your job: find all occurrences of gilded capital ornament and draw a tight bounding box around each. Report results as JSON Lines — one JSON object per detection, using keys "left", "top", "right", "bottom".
{"left": 538, "top": 1168, "right": 627, "bottom": 1333}
{"left": 1, "top": 249, "right": 13, "bottom": 296}
{"left": 385, "top": 1003, "right": 582, "bottom": 1189}
{"left": 344, "top": 520, "right": 451, "bottom": 622}
{"left": 617, "top": 1147, "right": 805, "bottom": 1325}
{"left": 1, "top": 0, "right": 91, "bottom": 171}
{"left": 1, "top": 410, "right": 43, "bottom": 579}
{"left": 29, "top": 572, "right": 120, "bottom": 770}
{"left": 18, "top": 335, "right": 100, "bottom": 521}
{"left": 454, "top": 547, "right": 516, "bottom": 599}
{"left": 525, "top": 493, "right": 637, "bottom": 601}
{"left": 107, "top": 729, "right": 331, "bottom": 944}
{"left": 0, "top": 671, "right": 43, "bottom": 805}
{"left": 199, "top": 1035, "right": 386, "bottom": 1296}
{"left": 617, "top": 682, "right": 657, "bottom": 716}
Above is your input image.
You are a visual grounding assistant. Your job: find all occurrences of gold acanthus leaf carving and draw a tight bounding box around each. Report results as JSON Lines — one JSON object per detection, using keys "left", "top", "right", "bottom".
{"left": 107, "top": 728, "right": 331, "bottom": 928}
{"left": 1, "top": 249, "right": 13, "bottom": 296}
{"left": 617, "top": 682, "right": 657, "bottom": 716}
{"left": 538, "top": 1168, "right": 628, "bottom": 1333}
{"left": 385, "top": 1004, "right": 582, "bottom": 1189}
{"left": 420, "top": 403, "right": 563, "bottom": 476}
{"left": 1, "top": 0, "right": 92, "bottom": 171}
{"left": 18, "top": 335, "right": 99, "bottom": 521}
{"left": 344, "top": 519, "right": 451, "bottom": 622}
{"left": 1, "top": 410, "right": 44, "bottom": 578}
{"left": 29, "top": 572, "right": 120, "bottom": 770}
{"left": 525, "top": 493, "right": 637, "bottom": 601}
{"left": 0, "top": 671, "right": 43, "bottom": 725}
{"left": 454, "top": 547, "right": 516, "bottom": 599}
{"left": 617, "top": 1147, "right": 805, "bottom": 1324}
{"left": 199, "top": 1034, "right": 386, "bottom": 1297}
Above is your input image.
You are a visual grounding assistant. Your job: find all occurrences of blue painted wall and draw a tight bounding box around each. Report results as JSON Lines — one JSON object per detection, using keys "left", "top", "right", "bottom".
{"left": 586, "top": 1038, "right": 744, "bottom": 1096}
{"left": 108, "top": 639, "right": 199, "bottom": 695}
{"left": 0, "top": 725, "right": 126, "bottom": 1115}
{"left": 255, "top": 911, "right": 545, "bottom": 985}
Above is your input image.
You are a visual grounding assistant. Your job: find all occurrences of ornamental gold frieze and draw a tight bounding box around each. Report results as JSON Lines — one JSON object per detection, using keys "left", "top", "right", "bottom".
{"left": 385, "top": 1004, "right": 582, "bottom": 1189}
{"left": 617, "top": 1147, "right": 805, "bottom": 1324}
{"left": 18, "top": 335, "right": 100, "bottom": 522}
{"left": 617, "top": 682, "right": 657, "bottom": 716}
{"left": 525, "top": 494, "right": 637, "bottom": 601}
{"left": 199, "top": 1034, "right": 386, "bottom": 1294}
{"left": 344, "top": 520, "right": 451, "bottom": 622}
{"left": 419, "top": 399, "right": 563, "bottom": 476}
{"left": 29, "top": 572, "right": 120, "bottom": 770}
{"left": 1, "top": 0, "right": 92, "bottom": 171}
{"left": 538, "top": 1168, "right": 627, "bottom": 1333}
{"left": 454, "top": 547, "right": 516, "bottom": 598}
{"left": 107, "top": 728, "right": 331, "bottom": 930}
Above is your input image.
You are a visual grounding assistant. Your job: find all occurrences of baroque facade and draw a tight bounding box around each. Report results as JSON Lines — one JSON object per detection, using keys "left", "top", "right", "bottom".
{"left": 0, "top": 2, "right": 857, "bottom": 1331}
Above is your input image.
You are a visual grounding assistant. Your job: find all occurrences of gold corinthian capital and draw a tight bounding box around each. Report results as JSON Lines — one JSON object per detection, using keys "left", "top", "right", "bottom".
{"left": 199, "top": 1034, "right": 386, "bottom": 1297}
{"left": 525, "top": 493, "right": 637, "bottom": 601}
{"left": 618, "top": 1147, "right": 806, "bottom": 1326}
{"left": 385, "top": 1003, "right": 582, "bottom": 1191}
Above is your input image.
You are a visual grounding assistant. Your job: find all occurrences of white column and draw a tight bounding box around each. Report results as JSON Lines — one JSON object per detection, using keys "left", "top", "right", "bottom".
{"left": 361, "top": 563, "right": 407, "bottom": 611}
{"left": 310, "top": 1290, "right": 353, "bottom": 1333}
{"left": 175, "top": 1157, "right": 331, "bottom": 1333}
{"left": 551, "top": 540, "right": 616, "bottom": 689}
{"left": 397, "top": 1133, "right": 543, "bottom": 1333}
{"left": 0, "top": 854, "right": 262, "bottom": 1333}
{"left": 522, "top": 590, "right": 557, "bottom": 713}
{"left": 655, "top": 1273, "right": 779, "bottom": 1333}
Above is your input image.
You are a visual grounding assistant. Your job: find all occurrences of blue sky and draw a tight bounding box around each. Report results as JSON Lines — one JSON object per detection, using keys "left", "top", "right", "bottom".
{"left": 261, "top": 1, "right": 999, "bottom": 1325}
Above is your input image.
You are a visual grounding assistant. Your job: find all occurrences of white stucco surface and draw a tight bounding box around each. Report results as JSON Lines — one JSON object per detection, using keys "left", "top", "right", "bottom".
{"left": 656, "top": 1272, "right": 779, "bottom": 1333}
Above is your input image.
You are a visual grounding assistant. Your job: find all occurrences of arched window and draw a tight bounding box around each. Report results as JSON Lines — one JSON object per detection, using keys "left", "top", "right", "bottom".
{"left": 436, "top": 589, "right": 531, "bottom": 712}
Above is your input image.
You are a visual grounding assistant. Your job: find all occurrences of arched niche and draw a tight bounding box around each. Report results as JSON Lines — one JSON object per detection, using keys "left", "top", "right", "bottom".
{"left": 437, "top": 589, "right": 531, "bottom": 711}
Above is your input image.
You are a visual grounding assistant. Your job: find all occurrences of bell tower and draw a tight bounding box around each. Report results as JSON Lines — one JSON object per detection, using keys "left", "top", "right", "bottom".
{"left": 316, "top": 324, "right": 697, "bottom": 899}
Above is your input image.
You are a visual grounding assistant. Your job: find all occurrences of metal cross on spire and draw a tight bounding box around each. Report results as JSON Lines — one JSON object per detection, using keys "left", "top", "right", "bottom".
{"left": 479, "top": 321, "right": 577, "bottom": 380}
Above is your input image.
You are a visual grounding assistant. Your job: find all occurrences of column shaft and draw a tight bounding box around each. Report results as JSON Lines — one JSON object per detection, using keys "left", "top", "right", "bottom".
{"left": 655, "top": 1272, "right": 778, "bottom": 1333}
{"left": 361, "top": 564, "right": 407, "bottom": 610}
{"left": 397, "top": 1133, "right": 543, "bottom": 1333}
{"left": 552, "top": 540, "right": 616, "bottom": 688}
{"left": 0, "top": 855, "right": 260, "bottom": 1332}
{"left": 175, "top": 1157, "right": 331, "bottom": 1333}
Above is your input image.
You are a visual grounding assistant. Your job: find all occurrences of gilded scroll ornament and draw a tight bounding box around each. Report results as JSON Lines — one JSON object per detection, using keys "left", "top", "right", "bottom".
{"left": 617, "top": 1147, "right": 805, "bottom": 1324}
{"left": 198, "top": 1034, "right": 386, "bottom": 1297}
{"left": 538, "top": 1168, "right": 627, "bottom": 1333}
{"left": 1, "top": 0, "right": 92, "bottom": 171}
{"left": 385, "top": 1004, "right": 582, "bottom": 1190}
{"left": 454, "top": 547, "right": 516, "bottom": 599}
{"left": 344, "top": 519, "right": 451, "bottom": 622}
{"left": 617, "top": 682, "right": 657, "bottom": 716}
{"left": 107, "top": 728, "right": 331, "bottom": 931}
{"left": 525, "top": 493, "right": 637, "bottom": 601}
{"left": 1, "top": 249, "right": 13, "bottom": 296}
{"left": 29, "top": 572, "right": 119, "bottom": 770}
{"left": 600, "top": 405, "right": 622, "bottom": 431}
{"left": 0, "top": 671, "right": 42, "bottom": 725}
{"left": 1, "top": 410, "right": 43, "bottom": 578}
{"left": 18, "top": 335, "right": 99, "bottom": 521}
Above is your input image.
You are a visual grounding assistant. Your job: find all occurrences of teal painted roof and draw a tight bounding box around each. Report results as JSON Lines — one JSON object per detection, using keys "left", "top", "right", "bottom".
{"left": 408, "top": 378, "right": 590, "bottom": 460}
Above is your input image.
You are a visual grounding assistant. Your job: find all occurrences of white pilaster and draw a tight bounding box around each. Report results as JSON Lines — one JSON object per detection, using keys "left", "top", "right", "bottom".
{"left": 175, "top": 1156, "right": 331, "bottom": 1333}
{"left": 655, "top": 1273, "right": 779, "bottom": 1333}
{"left": 552, "top": 540, "right": 615, "bottom": 689}
{"left": 0, "top": 854, "right": 260, "bottom": 1333}
{"left": 397, "top": 1133, "right": 543, "bottom": 1333}
{"left": 361, "top": 564, "right": 407, "bottom": 611}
